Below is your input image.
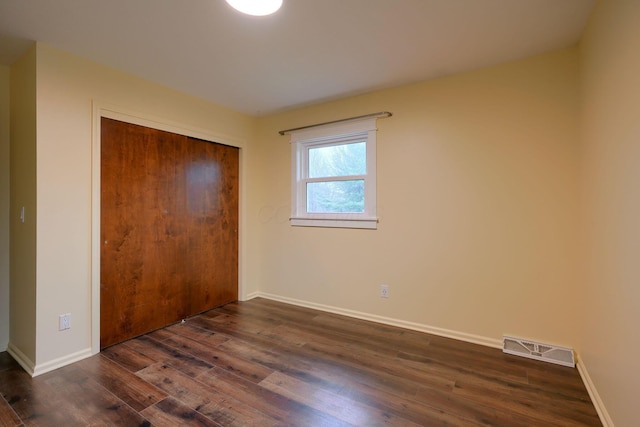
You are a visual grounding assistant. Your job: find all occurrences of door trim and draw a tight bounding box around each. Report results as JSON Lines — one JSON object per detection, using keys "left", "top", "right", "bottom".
{"left": 91, "top": 101, "right": 247, "bottom": 355}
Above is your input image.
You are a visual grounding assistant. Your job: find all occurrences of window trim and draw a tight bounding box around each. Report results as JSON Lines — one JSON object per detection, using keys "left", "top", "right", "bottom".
{"left": 290, "top": 118, "right": 377, "bottom": 229}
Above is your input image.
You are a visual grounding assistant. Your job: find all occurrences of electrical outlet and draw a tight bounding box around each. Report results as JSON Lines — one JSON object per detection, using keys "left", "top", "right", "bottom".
{"left": 380, "top": 284, "right": 389, "bottom": 298}
{"left": 59, "top": 313, "right": 71, "bottom": 331}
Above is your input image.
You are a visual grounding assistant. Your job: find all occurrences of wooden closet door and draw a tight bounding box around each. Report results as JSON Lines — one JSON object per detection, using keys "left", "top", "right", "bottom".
{"left": 100, "top": 118, "right": 238, "bottom": 349}
{"left": 179, "top": 136, "right": 239, "bottom": 315}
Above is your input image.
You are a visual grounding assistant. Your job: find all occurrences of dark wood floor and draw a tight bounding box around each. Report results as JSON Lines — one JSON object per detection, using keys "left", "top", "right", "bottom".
{"left": 0, "top": 298, "right": 601, "bottom": 426}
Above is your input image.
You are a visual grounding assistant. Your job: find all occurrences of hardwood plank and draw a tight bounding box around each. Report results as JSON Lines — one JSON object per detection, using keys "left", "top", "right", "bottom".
{"left": 161, "top": 333, "right": 273, "bottom": 384}
{"left": 260, "top": 371, "right": 427, "bottom": 426}
{"left": 0, "top": 353, "right": 19, "bottom": 373}
{"left": 136, "top": 362, "right": 217, "bottom": 410}
{"left": 196, "top": 368, "right": 352, "bottom": 426}
{"left": 240, "top": 298, "right": 325, "bottom": 322}
{"left": 75, "top": 354, "right": 167, "bottom": 412}
{"left": 454, "top": 369, "right": 594, "bottom": 413}
{"left": 40, "top": 362, "right": 150, "bottom": 427}
{"left": 204, "top": 311, "right": 284, "bottom": 332}
{"left": 414, "top": 383, "right": 542, "bottom": 427}
{"left": 197, "top": 309, "right": 227, "bottom": 320}
{"left": 0, "top": 394, "right": 21, "bottom": 427}
{"left": 256, "top": 323, "right": 312, "bottom": 347}
{"left": 0, "top": 368, "right": 79, "bottom": 426}
{"left": 339, "top": 379, "right": 490, "bottom": 427}
{"left": 211, "top": 300, "right": 308, "bottom": 330}
{"left": 125, "top": 335, "right": 214, "bottom": 378}
{"left": 162, "top": 321, "right": 231, "bottom": 349}
{"left": 141, "top": 397, "right": 220, "bottom": 427}
{"left": 137, "top": 363, "right": 278, "bottom": 426}
{"left": 214, "top": 311, "right": 455, "bottom": 402}
{"left": 186, "top": 315, "right": 279, "bottom": 350}
{"left": 451, "top": 375, "right": 601, "bottom": 426}
{"left": 208, "top": 312, "right": 454, "bottom": 400}
{"left": 100, "top": 341, "right": 158, "bottom": 373}
{"left": 300, "top": 335, "right": 457, "bottom": 391}
{"left": 258, "top": 309, "right": 439, "bottom": 363}
{"left": 524, "top": 363, "right": 594, "bottom": 401}
{"left": 218, "top": 338, "right": 349, "bottom": 394}
{"left": 146, "top": 327, "right": 178, "bottom": 342}
{"left": 397, "top": 349, "right": 529, "bottom": 386}
{"left": 197, "top": 398, "right": 279, "bottom": 427}
{"left": 241, "top": 323, "right": 452, "bottom": 398}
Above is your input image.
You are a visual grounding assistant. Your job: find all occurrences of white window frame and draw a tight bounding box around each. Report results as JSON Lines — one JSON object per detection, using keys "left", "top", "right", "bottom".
{"left": 290, "top": 118, "right": 377, "bottom": 229}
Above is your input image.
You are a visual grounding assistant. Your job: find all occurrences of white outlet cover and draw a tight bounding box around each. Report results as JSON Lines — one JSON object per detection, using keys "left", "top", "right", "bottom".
{"left": 380, "top": 284, "right": 389, "bottom": 298}
{"left": 59, "top": 313, "right": 71, "bottom": 330}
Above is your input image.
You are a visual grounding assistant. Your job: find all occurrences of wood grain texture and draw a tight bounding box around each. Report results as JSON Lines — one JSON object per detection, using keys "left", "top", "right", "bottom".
{"left": 0, "top": 298, "right": 601, "bottom": 426}
{"left": 0, "top": 395, "right": 21, "bottom": 427}
{"left": 100, "top": 118, "right": 239, "bottom": 348}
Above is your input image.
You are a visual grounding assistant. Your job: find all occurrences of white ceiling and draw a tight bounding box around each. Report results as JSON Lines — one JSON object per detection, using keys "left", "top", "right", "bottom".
{"left": 0, "top": 0, "right": 595, "bottom": 116}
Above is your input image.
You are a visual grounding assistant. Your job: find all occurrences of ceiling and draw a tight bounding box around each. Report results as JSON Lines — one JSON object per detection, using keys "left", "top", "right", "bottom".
{"left": 0, "top": 0, "right": 595, "bottom": 116}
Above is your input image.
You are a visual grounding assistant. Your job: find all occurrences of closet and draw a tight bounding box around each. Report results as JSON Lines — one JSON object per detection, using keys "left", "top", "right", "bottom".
{"left": 100, "top": 118, "right": 238, "bottom": 348}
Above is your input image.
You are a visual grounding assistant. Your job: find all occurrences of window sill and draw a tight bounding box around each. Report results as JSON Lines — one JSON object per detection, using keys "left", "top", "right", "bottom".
{"left": 290, "top": 217, "right": 378, "bottom": 229}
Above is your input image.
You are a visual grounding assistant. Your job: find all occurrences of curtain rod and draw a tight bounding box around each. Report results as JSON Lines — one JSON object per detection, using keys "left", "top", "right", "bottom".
{"left": 278, "top": 111, "right": 392, "bottom": 136}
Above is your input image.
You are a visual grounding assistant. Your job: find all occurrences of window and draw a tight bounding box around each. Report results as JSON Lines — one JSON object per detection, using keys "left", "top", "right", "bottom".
{"left": 290, "top": 118, "right": 377, "bottom": 229}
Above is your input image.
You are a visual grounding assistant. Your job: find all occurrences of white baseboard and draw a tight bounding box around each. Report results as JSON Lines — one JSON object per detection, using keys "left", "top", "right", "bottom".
{"left": 242, "top": 291, "right": 260, "bottom": 302}
{"left": 253, "top": 292, "right": 502, "bottom": 349}
{"left": 32, "top": 347, "right": 93, "bottom": 377}
{"left": 8, "top": 343, "right": 93, "bottom": 377}
{"left": 576, "top": 357, "right": 614, "bottom": 427}
{"left": 7, "top": 342, "right": 36, "bottom": 375}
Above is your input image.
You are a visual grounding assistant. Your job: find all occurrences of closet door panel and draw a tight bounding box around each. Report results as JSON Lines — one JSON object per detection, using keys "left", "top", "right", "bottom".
{"left": 181, "top": 137, "right": 239, "bottom": 315}
{"left": 100, "top": 118, "right": 238, "bottom": 348}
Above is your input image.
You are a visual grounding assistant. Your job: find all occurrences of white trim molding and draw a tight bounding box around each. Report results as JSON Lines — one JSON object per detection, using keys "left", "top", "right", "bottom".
{"left": 8, "top": 342, "right": 93, "bottom": 377}
{"left": 32, "top": 348, "right": 93, "bottom": 377}
{"left": 576, "top": 357, "right": 614, "bottom": 427}
{"left": 7, "top": 343, "right": 36, "bottom": 376}
{"left": 242, "top": 291, "right": 261, "bottom": 301}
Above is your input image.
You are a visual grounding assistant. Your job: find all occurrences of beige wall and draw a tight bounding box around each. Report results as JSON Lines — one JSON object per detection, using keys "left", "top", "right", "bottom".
{"left": 579, "top": 0, "right": 640, "bottom": 425}
{"left": 7, "top": 13, "right": 636, "bottom": 420}
{"left": 12, "top": 43, "right": 257, "bottom": 371}
{"left": 9, "top": 46, "right": 38, "bottom": 363}
{"left": 0, "top": 65, "right": 10, "bottom": 351}
{"left": 255, "top": 48, "right": 581, "bottom": 348}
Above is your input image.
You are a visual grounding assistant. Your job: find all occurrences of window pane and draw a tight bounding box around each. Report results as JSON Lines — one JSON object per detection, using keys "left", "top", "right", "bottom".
{"left": 308, "top": 141, "right": 366, "bottom": 178}
{"left": 307, "top": 180, "right": 364, "bottom": 213}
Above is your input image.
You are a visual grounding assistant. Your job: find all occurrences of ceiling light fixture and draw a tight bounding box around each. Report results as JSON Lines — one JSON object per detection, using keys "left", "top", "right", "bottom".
{"left": 225, "top": 0, "right": 283, "bottom": 16}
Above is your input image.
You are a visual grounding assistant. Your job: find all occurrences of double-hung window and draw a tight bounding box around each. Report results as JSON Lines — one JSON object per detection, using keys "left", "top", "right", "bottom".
{"left": 290, "top": 118, "right": 377, "bottom": 229}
